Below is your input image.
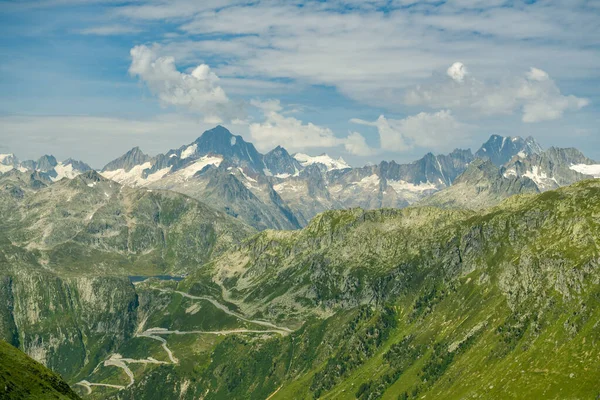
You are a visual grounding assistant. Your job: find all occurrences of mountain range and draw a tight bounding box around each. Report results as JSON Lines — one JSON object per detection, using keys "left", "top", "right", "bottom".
{"left": 2, "top": 127, "right": 599, "bottom": 230}
{"left": 2, "top": 127, "right": 600, "bottom": 399}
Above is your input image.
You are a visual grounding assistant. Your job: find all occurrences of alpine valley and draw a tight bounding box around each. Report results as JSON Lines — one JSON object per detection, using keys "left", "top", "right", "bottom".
{"left": 1, "top": 127, "right": 600, "bottom": 399}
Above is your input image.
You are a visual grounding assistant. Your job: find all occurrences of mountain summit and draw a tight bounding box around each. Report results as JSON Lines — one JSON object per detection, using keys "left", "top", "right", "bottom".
{"left": 102, "top": 146, "right": 150, "bottom": 172}
{"left": 475, "top": 134, "right": 543, "bottom": 166}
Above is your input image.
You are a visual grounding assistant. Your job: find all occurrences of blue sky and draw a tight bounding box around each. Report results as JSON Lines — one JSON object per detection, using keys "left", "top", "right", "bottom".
{"left": 1, "top": 0, "right": 599, "bottom": 168}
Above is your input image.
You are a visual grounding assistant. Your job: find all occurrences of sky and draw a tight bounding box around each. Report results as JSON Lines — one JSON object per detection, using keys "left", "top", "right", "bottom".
{"left": 0, "top": 0, "right": 599, "bottom": 168}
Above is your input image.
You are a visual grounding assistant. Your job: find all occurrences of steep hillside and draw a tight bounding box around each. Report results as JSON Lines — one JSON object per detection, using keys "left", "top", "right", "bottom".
{"left": 0, "top": 339, "right": 81, "bottom": 399}
{"left": 0, "top": 171, "right": 254, "bottom": 276}
{"left": 1, "top": 180, "right": 600, "bottom": 399}
{"left": 170, "top": 179, "right": 600, "bottom": 399}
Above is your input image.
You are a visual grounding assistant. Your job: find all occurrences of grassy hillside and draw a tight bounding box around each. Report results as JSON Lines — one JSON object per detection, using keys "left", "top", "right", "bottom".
{"left": 0, "top": 339, "right": 81, "bottom": 399}
{"left": 1, "top": 177, "right": 600, "bottom": 399}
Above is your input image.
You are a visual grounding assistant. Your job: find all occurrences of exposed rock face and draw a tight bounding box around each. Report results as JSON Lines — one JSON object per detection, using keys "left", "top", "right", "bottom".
{"left": 475, "top": 134, "right": 542, "bottom": 165}
{"left": 102, "top": 147, "right": 150, "bottom": 172}
{"left": 263, "top": 145, "right": 302, "bottom": 176}
{"left": 503, "top": 146, "right": 596, "bottom": 190}
{"left": 0, "top": 273, "right": 138, "bottom": 379}
{"left": 420, "top": 159, "right": 540, "bottom": 209}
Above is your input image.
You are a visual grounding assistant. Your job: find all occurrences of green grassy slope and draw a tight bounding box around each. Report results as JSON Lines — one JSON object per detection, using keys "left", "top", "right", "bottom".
{"left": 0, "top": 339, "right": 81, "bottom": 399}
{"left": 177, "top": 179, "right": 600, "bottom": 399}
{"left": 2, "top": 177, "right": 600, "bottom": 399}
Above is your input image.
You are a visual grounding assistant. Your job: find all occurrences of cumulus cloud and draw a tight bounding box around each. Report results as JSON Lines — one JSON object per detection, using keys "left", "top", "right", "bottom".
{"left": 129, "top": 44, "right": 244, "bottom": 123}
{"left": 249, "top": 99, "right": 373, "bottom": 155}
{"left": 447, "top": 62, "right": 467, "bottom": 82}
{"left": 344, "top": 132, "right": 376, "bottom": 156}
{"left": 115, "top": 0, "right": 599, "bottom": 111}
{"left": 405, "top": 63, "right": 589, "bottom": 123}
{"left": 351, "top": 110, "right": 469, "bottom": 152}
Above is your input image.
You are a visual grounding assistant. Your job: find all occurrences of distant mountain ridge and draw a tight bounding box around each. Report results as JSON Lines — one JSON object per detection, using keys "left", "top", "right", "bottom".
{"left": 0, "top": 153, "right": 92, "bottom": 182}
{"left": 3, "top": 127, "right": 599, "bottom": 229}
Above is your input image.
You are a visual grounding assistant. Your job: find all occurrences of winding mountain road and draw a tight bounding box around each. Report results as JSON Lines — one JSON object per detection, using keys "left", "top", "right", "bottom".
{"left": 76, "top": 288, "right": 295, "bottom": 395}
{"left": 159, "top": 288, "right": 293, "bottom": 334}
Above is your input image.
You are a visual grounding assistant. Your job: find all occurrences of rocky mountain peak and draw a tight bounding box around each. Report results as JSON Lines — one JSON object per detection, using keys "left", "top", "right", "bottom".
{"left": 264, "top": 145, "right": 302, "bottom": 176}
{"left": 35, "top": 154, "right": 58, "bottom": 172}
{"left": 0, "top": 153, "right": 18, "bottom": 166}
{"left": 63, "top": 158, "right": 92, "bottom": 172}
{"left": 192, "top": 126, "right": 265, "bottom": 173}
{"left": 102, "top": 146, "right": 150, "bottom": 172}
{"left": 475, "top": 134, "right": 543, "bottom": 166}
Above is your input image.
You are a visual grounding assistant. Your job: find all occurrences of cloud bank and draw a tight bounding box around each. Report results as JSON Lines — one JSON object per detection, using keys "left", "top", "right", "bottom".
{"left": 405, "top": 64, "right": 589, "bottom": 123}
{"left": 351, "top": 110, "right": 470, "bottom": 152}
{"left": 250, "top": 99, "right": 373, "bottom": 155}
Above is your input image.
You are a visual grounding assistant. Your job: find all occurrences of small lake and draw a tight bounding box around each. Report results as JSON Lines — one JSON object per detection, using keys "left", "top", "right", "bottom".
{"left": 128, "top": 275, "right": 185, "bottom": 283}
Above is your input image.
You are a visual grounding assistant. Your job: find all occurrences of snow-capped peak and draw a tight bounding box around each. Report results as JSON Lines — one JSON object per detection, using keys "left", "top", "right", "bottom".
{"left": 293, "top": 153, "right": 351, "bottom": 171}
{"left": 0, "top": 153, "right": 16, "bottom": 165}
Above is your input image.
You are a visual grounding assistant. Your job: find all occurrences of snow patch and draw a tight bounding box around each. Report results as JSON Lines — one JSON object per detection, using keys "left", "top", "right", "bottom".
{"left": 237, "top": 167, "right": 257, "bottom": 182}
{"left": 274, "top": 173, "right": 291, "bottom": 179}
{"left": 523, "top": 166, "right": 558, "bottom": 188}
{"left": 51, "top": 162, "right": 81, "bottom": 182}
{"left": 273, "top": 180, "right": 303, "bottom": 193}
{"left": 293, "top": 153, "right": 350, "bottom": 171}
{"left": 176, "top": 156, "right": 222, "bottom": 180}
{"left": 0, "top": 153, "right": 15, "bottom": 164}
{"left": 145, "top": 166, "right": 172, "bottom": 183}
{"left": 517, "top": 151, "right": 526, "bottom": 158}
{"left": 387, "top": 180, "right": 437, "bottom": 193}
{"left": 356, "top": 174, "right": 380, "bottom": 187}
{"left": 230, "top": 136, "right": 237, "bottom": 146}
{"left": 181, "top": 144, "right": 197, "bottom": 159}
{"left": 0, "top": 164, "right": 14, "bottom": 173}
{"left": 569, "top": 164, "right": 600, "bottom": 178}
{"left": 100, "top": 162, "right": 153, "bottom": 187}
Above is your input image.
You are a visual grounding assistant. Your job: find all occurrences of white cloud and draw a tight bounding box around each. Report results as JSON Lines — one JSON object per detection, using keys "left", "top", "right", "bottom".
{"left": 526, "top": 67, "right": 549, "bottom": 82}
{"left": 76, "top": 25, "right": 142, "bottom": 35}
{"left": 351, "top": 110, "right": 469, "bottom": 152}
{"left": 344, "top": 132, "right": 375, "bottom": 156}
{"left": 129, "top": 44, "right": 243, "bottom": 123}
{"left": 447, "top": 62, "right": 467, "bottom": 82}
{"left": 249, "top": 99, "right": 374, "bottom": 155}
{"left": 405, "top": 63, "right": 589, "bottom": 122}
{"left": 120, "top": 0, "right": 599, "bottom": 111}
{"left": 250, "top": 98, "right": 283, "bottom": 113}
